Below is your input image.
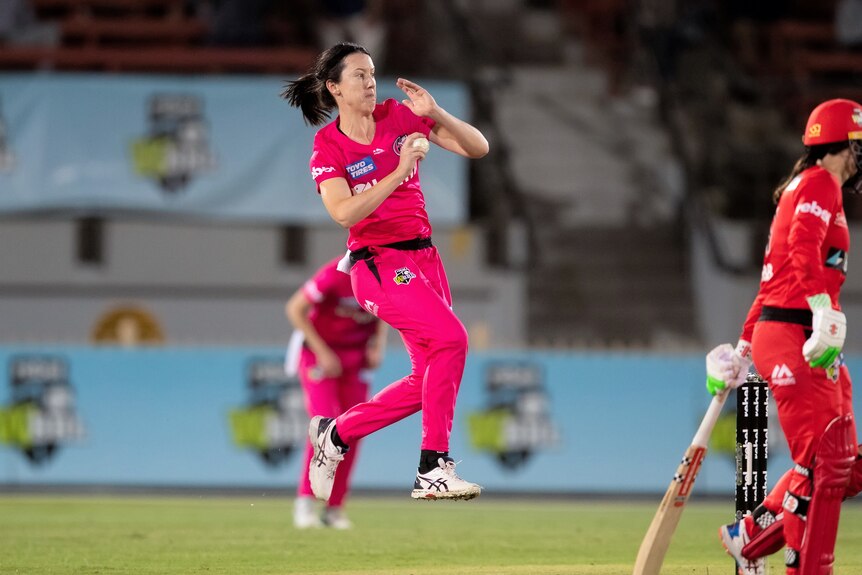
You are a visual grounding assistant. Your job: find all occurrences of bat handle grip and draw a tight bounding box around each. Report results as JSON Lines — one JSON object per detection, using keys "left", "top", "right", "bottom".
{"left": 692, "top": 391, "right": 729, "bottom": 448}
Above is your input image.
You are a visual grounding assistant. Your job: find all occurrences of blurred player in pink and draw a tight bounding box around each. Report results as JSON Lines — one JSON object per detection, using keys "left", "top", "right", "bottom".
{"left": 706, "top": 99, "right": 862, "bottom": 575}
{"left": 282, "top": 42, "right": 489, "bottom": 501}
{"left": 285, "top": 255, "right": 387, "bottom": 528}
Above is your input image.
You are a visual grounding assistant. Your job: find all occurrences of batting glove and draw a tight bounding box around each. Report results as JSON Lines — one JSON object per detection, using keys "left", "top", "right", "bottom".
{"left": 706, "top": 342, "right": 751, "bottom": 396}
{"left": 731, "top": 338, "right": 753, "bottom": 384}
{"left": 706, "top": 343, "right": 739, "bottom": 395}
{"left": 803, "top": 294, "right": 846, "bottom": 368}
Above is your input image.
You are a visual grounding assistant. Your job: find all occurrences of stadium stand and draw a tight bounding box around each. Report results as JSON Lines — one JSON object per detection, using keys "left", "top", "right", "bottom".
{"left": 0, "top": 0, "right": 318, "bottom": 73}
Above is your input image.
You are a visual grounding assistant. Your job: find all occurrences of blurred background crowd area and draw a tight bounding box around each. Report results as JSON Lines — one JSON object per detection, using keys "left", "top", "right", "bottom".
{"left": 1, "top": 0, "right": 861, "bottom": 351}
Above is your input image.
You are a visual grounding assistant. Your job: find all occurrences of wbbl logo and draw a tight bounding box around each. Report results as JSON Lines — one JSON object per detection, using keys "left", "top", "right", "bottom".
{"left": 228, "top": 358, "right": 308, "bottom": 466}
{"left": 130, "top": 94, "right": 217, "bottom": 193}
{"left": 0, "top": 97, "right": 15, "bottom": 173}
{"left": 467, "top": 362, "right": 559, "bottom": 470}
{"left": 0, "top": 356, "right": 85, "bottom": 465}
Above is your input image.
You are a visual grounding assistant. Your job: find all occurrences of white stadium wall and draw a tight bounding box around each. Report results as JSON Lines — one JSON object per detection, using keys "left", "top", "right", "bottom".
{"left": 0, "top": 220, "right": 525, "bottom": 347}
{"left": 692, "top": 218, "right": 862, "bottom": 353}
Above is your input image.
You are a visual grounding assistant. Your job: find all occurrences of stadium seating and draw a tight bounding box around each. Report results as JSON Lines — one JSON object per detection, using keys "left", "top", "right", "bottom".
{"left": 763, "top": 6, "right": 861, "bottom": 115}
{"left": 2, "top": 0, "right": 316, "bottom": 74}
{"left": 0, "top": 45, "right": 317, "bottom": 73}
{"left": 60, "top": 17, "right": 209, "bottom": 46}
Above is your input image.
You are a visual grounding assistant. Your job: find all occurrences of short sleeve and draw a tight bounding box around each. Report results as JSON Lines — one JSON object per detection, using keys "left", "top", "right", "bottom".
{"left": 309, "top": 135, "right": 346, "bottom": 190}
{"left": 302, "top": 262, "right": 339, "bottom": 304}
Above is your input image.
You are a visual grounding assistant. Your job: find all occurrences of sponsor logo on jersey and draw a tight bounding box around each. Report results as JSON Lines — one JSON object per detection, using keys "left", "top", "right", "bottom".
{"left": 346, "top": 156, "right": 376, "bottom": 179}
{"left": 402, "top": 163, "right": 419, "bottom": 184}
{"left": 352, "top": 178, "right": 377, "bottom": 195}
{"left": 373, "top": 148, "right": 385, "bottom": 155}
{"left": 363, "top": 299, "right": 379, "bottom": 316}
{"left": 771, "top": 364, "right": 796, "bottom": 386}
{"left": 393, "top": 267, "right": 416, "bottom": 285}
{"left": 761, "top": 263, "right": 774, "bottom": 282}
{"left": 311, "top": 165, "right": 335, "bottom": 179}
{"left": 393, "top": 134, "right": 407, "bottom": 155}
{"left": 835, "top": 211, "right": 848, "bottom": 228}
{"left": 853, "top": 108, "right": 862, "bottom": 127}
{"left": 825, "top": 247, "right": 848, "bottom": 274}
{"left": 795, "top": 200, "right": 831, "bottom": 224}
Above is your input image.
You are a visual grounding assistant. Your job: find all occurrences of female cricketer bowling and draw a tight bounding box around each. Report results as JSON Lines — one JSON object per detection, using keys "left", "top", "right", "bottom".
{"left": 282, "top": 42, "right": 489, "bottom": 501}
{"left": 285, "top": 255, "right": 386, "bottom": 529}
{"left": 706, "top": 99, "right": 862, "bottom": 575}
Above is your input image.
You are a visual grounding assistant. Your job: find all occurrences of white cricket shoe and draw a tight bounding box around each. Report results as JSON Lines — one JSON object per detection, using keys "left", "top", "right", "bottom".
{"left": 719, "top": 519, "right": 766, "bottom": 575}
{"left": 293, "top": 497, "right": 322, "bottom": 529}
{"left": 308, "top": 416, "right": 345, "bottom": 502}
{"left": 411, "top": 457, "right": 482, "bottom": 501}
{"left": 322, "top": 507, "right": 353, "bottom": 530}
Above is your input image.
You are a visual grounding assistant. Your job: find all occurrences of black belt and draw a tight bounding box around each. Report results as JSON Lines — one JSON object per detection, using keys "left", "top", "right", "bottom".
{"left": 350, "top": 237, "right": 432, "bottom": 262}
{"left": 758, "top": 306, "right": 812, "bottom": 327}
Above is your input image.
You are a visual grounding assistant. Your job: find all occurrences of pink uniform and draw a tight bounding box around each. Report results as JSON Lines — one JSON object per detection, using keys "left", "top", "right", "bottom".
{"left": 311, "top": 98, "right": 435, "bottom": 249}
{"left": 309, "top": 99, "right": 468, "bottom": 452}
{"left": 294, "top": 257, "right": 378, "bottom": 507}
{"left": 303, "top": 258, "right": 378, "bottom": 350}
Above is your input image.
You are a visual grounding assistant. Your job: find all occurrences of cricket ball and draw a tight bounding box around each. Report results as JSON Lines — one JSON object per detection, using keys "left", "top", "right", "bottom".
{"left": 412, "top": 137, "right": 430, "bottom": 153}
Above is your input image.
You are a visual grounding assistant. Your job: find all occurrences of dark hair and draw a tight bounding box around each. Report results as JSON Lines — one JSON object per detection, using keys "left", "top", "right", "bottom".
{"left": 773, "top": 141, "right": 850, "bottom": 203}
{"left": 281, "top": 42, "right": 370, "bottom": 126}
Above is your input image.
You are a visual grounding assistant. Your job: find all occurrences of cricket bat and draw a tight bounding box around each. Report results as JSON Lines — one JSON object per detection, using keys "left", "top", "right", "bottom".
{"left": 632, "top": 391, "right": 729, "bottom": 575}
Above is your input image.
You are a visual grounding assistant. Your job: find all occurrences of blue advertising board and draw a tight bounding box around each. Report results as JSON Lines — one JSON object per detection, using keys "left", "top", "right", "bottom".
{"left": 1, "top": 346, "right": 842, "bottom": 495}
{"left": 0, "top": 73, "right": 468, "bottom": 223}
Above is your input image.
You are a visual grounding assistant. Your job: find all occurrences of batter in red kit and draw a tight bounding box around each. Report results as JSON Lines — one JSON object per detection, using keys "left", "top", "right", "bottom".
{"left": 706, "top": 99, "right": 862, "bottom": 575}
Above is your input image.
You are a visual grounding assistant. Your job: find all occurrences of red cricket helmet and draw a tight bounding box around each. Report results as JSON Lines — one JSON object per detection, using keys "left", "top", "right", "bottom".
{"left": 803, "top": 99, "right": 862, "bottom": 146}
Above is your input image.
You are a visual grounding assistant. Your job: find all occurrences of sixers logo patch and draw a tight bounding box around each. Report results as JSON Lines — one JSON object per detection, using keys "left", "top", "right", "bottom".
{"left": 393, "top": 134, "right": 407, "bottom": 156}
{"left": 393, "top": 267, "right": 416, "bottom": 285}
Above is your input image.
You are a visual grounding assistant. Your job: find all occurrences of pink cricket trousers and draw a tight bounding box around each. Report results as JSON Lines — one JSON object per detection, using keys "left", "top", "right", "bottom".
{"left": 297, "top": 346, "right": 369, "bottom": 507}
{"left": 336, "top": 243, "right": 468, "bottom": 452}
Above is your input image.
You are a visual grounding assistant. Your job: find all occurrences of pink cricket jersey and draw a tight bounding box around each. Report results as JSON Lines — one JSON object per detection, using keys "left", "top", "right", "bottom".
{"left": 302, "top": 257, "right": 378, "bottom": 349}
{"left": 309, "top": 98, "right": 436, "bottom": 250}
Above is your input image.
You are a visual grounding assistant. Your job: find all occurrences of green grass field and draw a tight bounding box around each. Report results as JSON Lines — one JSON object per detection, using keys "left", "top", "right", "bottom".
{"left": 1, "top": 495, "right": 860, "bottom": 574}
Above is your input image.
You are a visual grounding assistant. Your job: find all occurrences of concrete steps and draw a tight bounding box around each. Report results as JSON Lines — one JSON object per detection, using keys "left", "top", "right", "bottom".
{"left": 477, "top": 14, "right": 696, "bottom": 348}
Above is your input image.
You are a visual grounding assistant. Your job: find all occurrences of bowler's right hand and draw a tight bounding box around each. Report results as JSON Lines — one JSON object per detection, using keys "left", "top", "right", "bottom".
{"left": 396, "top": 132, "right": 428, "bottom": 178}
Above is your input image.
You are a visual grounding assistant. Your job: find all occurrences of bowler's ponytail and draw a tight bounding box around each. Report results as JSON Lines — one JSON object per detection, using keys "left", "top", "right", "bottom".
{"left": 282, "top": 73, "right": 328, "bottom": 126}
{"left": 281, "top": 42, "right": 370, "bottom": 126}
